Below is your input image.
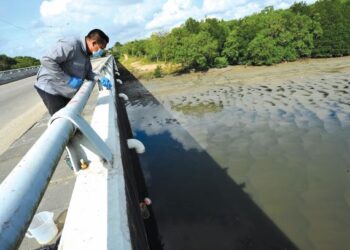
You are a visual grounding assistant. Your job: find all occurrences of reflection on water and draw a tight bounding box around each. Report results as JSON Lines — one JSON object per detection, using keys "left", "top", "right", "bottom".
{"left": 122, "top": 70, "right": 350, "bottom": 250}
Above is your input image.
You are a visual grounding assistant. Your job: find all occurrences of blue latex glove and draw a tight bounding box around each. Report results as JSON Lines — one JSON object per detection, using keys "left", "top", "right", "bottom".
{"left": 100, "top": 76, "right": 112, "bottom": 90}
{"left": 68, "top": 76, "right": 83, "bottom": 89}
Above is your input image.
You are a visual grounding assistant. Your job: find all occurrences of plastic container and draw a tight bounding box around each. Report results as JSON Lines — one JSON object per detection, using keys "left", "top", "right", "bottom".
{"left": 25, "top": 211, "right": 58, "bottom": 245}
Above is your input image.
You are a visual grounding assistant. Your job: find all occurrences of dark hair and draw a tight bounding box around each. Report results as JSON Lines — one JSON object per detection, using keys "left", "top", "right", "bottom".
{"left": 86, "top": 29, "right": 109, "bottom": 44}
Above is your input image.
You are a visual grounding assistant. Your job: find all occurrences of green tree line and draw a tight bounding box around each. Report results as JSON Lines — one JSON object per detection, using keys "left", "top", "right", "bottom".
{"left": 0, "top": 54, "right": 40, "bottom": 71}
{"left": 113, "top": 0, "right": 350, "bottom": 70}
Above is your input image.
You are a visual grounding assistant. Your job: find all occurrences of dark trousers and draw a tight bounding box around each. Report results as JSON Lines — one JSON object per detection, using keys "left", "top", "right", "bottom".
{"left": 35, "top": 86, "right": 71, "bottom": 116}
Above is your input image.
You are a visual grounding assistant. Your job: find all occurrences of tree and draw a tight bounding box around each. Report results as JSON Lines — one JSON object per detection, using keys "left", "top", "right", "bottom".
{"left": 0, "top": 55, "right": 39, "bottom": 71}
{"left": 111, "top": 42, "right": 122, "bottom": 60}
{"left": 309, "top": 0, "right": 350, "bottom": 57}
{"left": 122, "top": 40, "right": 147, "bottom": 57}
{"left": 290, "top": 1, "right": 311, "bottom": 16}
{"left": 200, "top": 18, "right": 229, "bottom": 51}
{"left": 12, "top": 56, "right": 40, "bottom": 69}
{"left": 184, "top": 18, "right": 200, "bottom": 34}
{"left": 222, "top": 30, "right": 240, "bottom": 64}
{"left": 145, "top": 32, "right": 167, "bottom": 62}
{"left": 246, "top": 32, "right": 284, "bottom": 65}
{"left": 0, "top": 54, "right": 16, "bottom": 71}
{"left": 228, "top": 8, "right": 321, "bottom": 64}
{"left": 175, "top": 31, "right": 219, "bottom": 70}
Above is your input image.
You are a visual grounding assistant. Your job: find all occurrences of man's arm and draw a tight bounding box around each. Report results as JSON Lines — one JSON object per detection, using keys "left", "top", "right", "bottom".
{"left": 86, "top": 60, "right": 101, "bottom": 82}
{"left": 86, "top": 60, "right": 112, "bottom": 90}
{"left": 40, "top": 40, "right": 74, "bottom": 83}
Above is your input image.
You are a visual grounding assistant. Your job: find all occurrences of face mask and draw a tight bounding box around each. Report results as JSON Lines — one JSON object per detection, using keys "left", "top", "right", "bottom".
{"left": 92, "top": 48, "right": 104, "bottom": 58}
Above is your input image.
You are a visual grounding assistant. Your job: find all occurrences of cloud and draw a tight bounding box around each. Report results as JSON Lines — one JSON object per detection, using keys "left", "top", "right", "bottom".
{"left": 145, "top": 0, "right": 294, "bottom": 32}
{"left": 113, "top": 0, "right": 163, "bottom": 27}
{"left": 40, "top": 0, "right": 72, "bottom": 18}
{"left": 40, "top": 0, "right": 116, "bottom": 28}
{"left": 230, "top": 2, "right": 261, "bottom": 19}
{"left": 34, "top": 0, "right": 164, "bottom": 54}
{"left": 264, "top": 0, "right": 294, "bottom": 9}
{"left": 2, "top": 0, "right": 318, "bottom": 57}
{"left": 202, "top": 0, "right": 247, "bottom": 14}
{"left": 146, "top": 0, "right": 201, "bottom": 30}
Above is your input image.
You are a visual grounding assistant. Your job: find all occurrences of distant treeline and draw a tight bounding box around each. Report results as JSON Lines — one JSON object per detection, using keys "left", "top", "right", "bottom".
{"left": 112, "top": 0, "right": 350, "bottom": 70}
{"left": 0, "top": 55, "right": 40, "bottom": 71}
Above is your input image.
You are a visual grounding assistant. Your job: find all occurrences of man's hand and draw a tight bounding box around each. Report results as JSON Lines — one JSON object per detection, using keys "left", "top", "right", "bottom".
{"left": 68, "top": 76, "right": 83, "bottom": 89}
{"left": 99, "top": 76, "right": 112, "bottom": 90}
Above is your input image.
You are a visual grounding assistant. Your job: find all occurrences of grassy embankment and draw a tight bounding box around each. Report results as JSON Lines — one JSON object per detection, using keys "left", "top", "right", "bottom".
{"left": 119, "top": 54, "right": 182, "bottom": 79}
{"left": 119, "top": 54, "right": 350, "bottom": 81}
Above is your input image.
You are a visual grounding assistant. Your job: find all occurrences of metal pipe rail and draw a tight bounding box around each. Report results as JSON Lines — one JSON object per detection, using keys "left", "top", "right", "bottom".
{"left": 0, "top": 66, "right": 40, "bottom": 85}
{"left": 0, "top": 57, "right": 112, "bottom": 249}
{"left": 0, "top": 66, "right": 39, "bottom": 75}
{"left": 57, "top": 56, "right": 134, "bottom": 250}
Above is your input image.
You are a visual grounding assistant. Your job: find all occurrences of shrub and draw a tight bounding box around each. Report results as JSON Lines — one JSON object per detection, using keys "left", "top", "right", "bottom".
{"left": 214, "top": 57, "right": 229, "bottom": 68}
{"left": 154, "top": 65, "right": 162, "bottom": 78}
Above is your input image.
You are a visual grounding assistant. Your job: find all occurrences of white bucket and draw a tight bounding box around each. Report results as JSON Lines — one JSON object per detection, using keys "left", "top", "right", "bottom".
{"left": 25, "top": 211, "right": 58, "bottom": 245}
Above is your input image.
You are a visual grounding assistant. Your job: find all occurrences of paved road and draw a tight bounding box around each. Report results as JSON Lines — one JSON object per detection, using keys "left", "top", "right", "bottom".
{"left": 0, "top": 75, "right": 40, "bottom": 124}
{"left": 0, "top": 75, "right": 46, "bottom": 155}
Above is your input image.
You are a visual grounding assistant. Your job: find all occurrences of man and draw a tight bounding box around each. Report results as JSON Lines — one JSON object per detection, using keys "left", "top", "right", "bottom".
{"left": 34, "top": 29, "right": 112, "bottom": 115}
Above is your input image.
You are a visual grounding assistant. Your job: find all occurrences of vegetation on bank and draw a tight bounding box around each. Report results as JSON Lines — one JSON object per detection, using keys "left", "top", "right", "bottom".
{"left": 0, "top": 54, "right": 40, "bottom": 71}
{"left": 117, "top": 55, "right": 182, "bottom": 79}
{"left": 111, "top": 0, "right": 350, "bottom": 76}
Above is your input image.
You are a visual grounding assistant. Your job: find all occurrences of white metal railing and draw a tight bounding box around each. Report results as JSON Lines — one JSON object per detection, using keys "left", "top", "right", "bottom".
{"left": 0, "top": 56, "right": 139, "bottom": 249}
{"left": 0, "top": 66, "right": 40, "bottom": 85}
{"left": 57, "top": 56, "right": 133, "bottom": 250}
{"left": 0, "top": 66, "right": 39, "bottom": 75}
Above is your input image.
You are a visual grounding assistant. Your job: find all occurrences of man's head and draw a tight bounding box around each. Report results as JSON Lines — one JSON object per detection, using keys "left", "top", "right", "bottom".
{"left": 85, "top": 29, "right": 109, "bottom": 56}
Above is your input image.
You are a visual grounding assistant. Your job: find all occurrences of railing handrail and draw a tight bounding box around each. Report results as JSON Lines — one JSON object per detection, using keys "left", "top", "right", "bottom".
{"left": 0, "top": 66, "right": 40, "bottom": 75}
{"left": 57, "top": 56, "right": 134, "bottom": 250}
{"left": 0, "top": 56, "right": 113, "bottom": 249}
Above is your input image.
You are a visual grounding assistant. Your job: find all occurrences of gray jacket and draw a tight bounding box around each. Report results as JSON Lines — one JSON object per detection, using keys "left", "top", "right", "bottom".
{"left": 35, "top": 36, "right": 100, "bottom": 98}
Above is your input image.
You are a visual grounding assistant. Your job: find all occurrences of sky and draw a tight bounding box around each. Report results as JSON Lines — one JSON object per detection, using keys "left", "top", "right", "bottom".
{"left": 0, "top": 0, "right": 317, "bottom": 58}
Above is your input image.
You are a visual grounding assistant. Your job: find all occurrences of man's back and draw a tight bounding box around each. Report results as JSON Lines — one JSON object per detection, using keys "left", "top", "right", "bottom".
{"left": 35, "top": 37, "right": 93, "bottom": 98}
